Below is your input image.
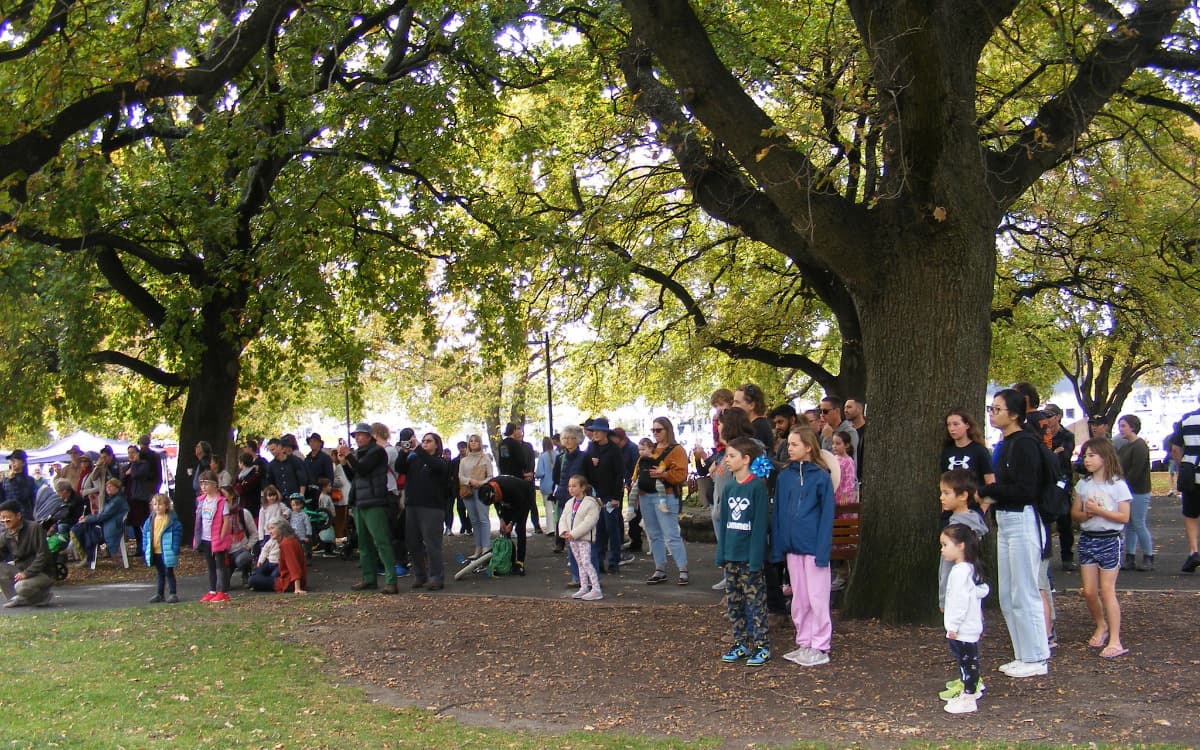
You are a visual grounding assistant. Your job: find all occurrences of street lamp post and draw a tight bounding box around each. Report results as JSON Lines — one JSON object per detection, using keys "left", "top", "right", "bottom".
{"left": 528, "top": 333, "right": 553, "bottom": 437}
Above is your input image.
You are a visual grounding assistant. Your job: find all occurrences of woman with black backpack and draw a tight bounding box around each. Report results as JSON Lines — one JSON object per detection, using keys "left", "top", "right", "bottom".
{"left": 978, "top": 388, "right": 1050, "bottom": 679}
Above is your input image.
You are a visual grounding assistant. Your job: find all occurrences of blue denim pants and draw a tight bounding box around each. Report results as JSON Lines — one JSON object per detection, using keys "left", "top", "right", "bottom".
{"left": 639, "top": 492, "right": 688, "bottom": 572}
{"left": 996, "top": 506, "right": 1049, "bottom": 663}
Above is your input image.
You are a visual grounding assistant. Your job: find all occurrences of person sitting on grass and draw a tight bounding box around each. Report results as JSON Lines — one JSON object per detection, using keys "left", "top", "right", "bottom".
{"left": 0, "top": 500, "right": 54, "bottom": 608}
{"left": 249, "top": 519, "right": 307, "bottom": 594}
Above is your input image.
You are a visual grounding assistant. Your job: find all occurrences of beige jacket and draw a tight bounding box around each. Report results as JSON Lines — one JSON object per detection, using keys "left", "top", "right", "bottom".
{"left": 557, "top": 495, "right": 601, "bottom": 543}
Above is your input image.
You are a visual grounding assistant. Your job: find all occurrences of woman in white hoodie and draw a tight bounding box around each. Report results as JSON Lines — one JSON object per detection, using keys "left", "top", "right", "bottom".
{"left": 939, "top": 523, "right": 990, "bottom": 715}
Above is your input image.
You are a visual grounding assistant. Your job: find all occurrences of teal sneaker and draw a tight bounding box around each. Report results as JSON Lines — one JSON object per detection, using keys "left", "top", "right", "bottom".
{"left": 721, "top": 644, "right": 749, "bottom": 663}
{"left": 746, "top": 647, "right": 771, "bottom": 666}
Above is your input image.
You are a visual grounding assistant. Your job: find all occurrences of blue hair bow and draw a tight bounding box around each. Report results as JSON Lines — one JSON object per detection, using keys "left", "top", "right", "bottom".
{"left": 750, "top": 454, "right": 774, "bottom": 479}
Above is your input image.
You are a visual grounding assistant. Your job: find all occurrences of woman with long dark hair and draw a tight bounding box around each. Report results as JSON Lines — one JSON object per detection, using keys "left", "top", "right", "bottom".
{"left": 978, "top": 389, "right": 1049, "bottom": 678}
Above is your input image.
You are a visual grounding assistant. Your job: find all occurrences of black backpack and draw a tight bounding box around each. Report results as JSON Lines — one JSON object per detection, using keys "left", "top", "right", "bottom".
{"left": 1033, "top": 438, "right": 1070, "bottom": 520}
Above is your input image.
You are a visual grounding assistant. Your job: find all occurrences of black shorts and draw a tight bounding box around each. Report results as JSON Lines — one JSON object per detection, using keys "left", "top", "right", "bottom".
{"left": 1181, "top": 489, "right": 1200, "bottom": 519}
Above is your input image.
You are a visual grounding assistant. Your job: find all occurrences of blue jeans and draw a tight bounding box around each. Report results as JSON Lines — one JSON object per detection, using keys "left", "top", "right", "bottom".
{"left": 598, "top": 497, "right": 623, "bottom": 569}
{"left": 1124, "top": 492, "right": 1153, "bottom": 556}
{"left": 996, "top": 506, "right": 1049, "bottom": 663}
{"left": 465, "top": 492, "right": 490, "bottom": 550}
{"left": 639, "top": 492, "right": 688, "bottom": 572}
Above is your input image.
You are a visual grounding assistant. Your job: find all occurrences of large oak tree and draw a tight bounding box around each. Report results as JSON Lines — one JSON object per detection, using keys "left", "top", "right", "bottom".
{"left": 615, "top": 0, "right": 1197, "bottom": 621}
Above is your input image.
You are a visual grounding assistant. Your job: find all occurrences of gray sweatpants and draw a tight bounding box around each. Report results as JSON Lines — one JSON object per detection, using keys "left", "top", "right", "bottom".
{"left": 0, "top": 563, "right": 52, "bottom": 605}
{"left": 405, "top": 506, "right": 447, "bottom": 585}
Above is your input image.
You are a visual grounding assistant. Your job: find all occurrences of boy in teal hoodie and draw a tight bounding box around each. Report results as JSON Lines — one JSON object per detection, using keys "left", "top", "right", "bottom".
{"left": 717, "top": 437, "right": 771, "bottom": 666}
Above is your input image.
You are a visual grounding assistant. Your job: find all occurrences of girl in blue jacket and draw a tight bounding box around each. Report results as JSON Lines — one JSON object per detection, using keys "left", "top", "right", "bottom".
{"left": 143, "top": 493, "right": 183, "bottom": 603}
{"left": 771, "top": 425, "right": 835, "bottom": 666}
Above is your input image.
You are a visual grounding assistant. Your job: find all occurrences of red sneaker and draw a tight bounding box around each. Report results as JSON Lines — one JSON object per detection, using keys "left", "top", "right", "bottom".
{"left": 200, "top": 592, "right": 217, "bottom": 603}
{"left": 213, "top": 592, "right": 231, "bottom": 603}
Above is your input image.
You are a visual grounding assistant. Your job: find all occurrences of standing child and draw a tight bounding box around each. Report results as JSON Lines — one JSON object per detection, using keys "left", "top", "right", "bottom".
{"left": 192, "top": 471, "right": 232, "bottom": 603}
{"left": 938, "top": 469, "right": 990, "bottom": 611}
{"left": 830, "top": 431, "right": 859, "bottom": 591}
{"left": 1072, "top": 438, "right": 1132, "bottom": 658}
{"left": 142, "top": 493, "right": 182, "bottom": 603}
{"left": 940, "top": 523, "right": 990, "bottom": 714}
{"left": 716, "top": 437, "right": 771, "bottom": 666}
{"left": 286, "top": 493, "right": 313, "bottom": 552}
{"left": 559, "top": 475, "right": 603, "bottom": 601}
{"left": 771, "top": 425, "right": 835, "bottom": 666}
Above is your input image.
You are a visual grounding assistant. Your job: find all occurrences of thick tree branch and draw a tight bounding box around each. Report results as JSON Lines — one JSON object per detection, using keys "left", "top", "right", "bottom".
{"left": 87, "top": 350, "right": 187, "bottom": 388}
{"left": 0, "top": 0, "right": 300, "bottom": 185}
{"left": 986, "top": 0, "right": 1189, "bottom": 208}
{"left": 603, "top": 240, "right": 842, "bottom": 392}
{"left": 7, "top": 215, "right": 200, "bottom": 278}
{"left": 620, "top": 0, "right": 869, "bottom": 273}
{"left": 0, "top": 0, "right": 76, "bottom": 63}
{"left": 616, "top": 37, "right": 863, "bottom": 349}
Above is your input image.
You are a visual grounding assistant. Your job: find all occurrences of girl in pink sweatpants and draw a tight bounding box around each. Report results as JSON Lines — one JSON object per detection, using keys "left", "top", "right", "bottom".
{"left": 771, "top": 425, "right": 836, "bottom": 666}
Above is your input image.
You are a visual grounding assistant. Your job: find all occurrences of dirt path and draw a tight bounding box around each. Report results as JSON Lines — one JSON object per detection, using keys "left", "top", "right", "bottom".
{"left": 301, "top": 590, "right": 1200, "bottom": 747}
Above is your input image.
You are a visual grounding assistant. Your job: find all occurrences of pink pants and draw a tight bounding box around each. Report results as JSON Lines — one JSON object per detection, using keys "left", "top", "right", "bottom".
{"left": 570, "top": 539, "right": 600, "bottom": 591}
{"left": 787, "top": 553, "right": 832, "bottom": 653}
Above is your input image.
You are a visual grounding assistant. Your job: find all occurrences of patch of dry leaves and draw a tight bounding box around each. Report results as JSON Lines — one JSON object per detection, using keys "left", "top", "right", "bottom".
{"left": 295, "top": 590, "right": 1200, "bottom": 747}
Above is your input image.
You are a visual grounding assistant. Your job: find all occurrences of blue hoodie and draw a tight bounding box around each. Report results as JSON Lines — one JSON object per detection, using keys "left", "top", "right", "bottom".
{"left": 771, "top": 460, "right": 835, "bottom": 567}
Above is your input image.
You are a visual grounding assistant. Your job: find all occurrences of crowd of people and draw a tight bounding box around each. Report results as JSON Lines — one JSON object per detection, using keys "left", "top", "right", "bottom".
{"left": 3, "top": 384, "right": 1199, "bottom": 718}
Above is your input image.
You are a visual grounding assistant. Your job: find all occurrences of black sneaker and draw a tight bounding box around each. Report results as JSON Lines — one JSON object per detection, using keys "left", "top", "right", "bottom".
{"left": 646, "top": 570, "right": 668, "bottom": 585}
{"left": 1182, "top": 552, "right": 1200, "bottom": 573}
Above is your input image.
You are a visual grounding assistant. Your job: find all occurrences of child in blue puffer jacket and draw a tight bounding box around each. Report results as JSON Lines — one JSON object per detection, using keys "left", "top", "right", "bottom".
{"left": 771, "top": 425, "right": 835, "bottom": 667}
{"left": 143, "top": 493, "right": 183, "bottom": 603}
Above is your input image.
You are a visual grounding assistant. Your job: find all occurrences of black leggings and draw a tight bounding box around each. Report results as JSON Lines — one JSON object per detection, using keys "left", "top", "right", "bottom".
{"left": 199, "top": 541, "right": 227, "bottom": 593}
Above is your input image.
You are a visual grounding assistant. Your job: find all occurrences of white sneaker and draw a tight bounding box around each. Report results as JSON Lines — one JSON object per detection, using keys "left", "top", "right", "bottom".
{"left": 944, "top": 692, "right": 978, "bottom": 714}
{"left": 581, "top": 589, "right": 604, "bottom": 601}
{"left": 997, "top": 659, "right": 1023, "bottom": 674}
{"left": 805, "top": 650, "right": 830, "bottom": 666}
{"left": 711, "top": 579, "right": 727, "bottom": 591}
{"left": 1004, "top": 661, "right": 1048, "bottom": 678}
{"left": 572, "top": 587, "right": 590, "bottom": 599}
{"left": 783, "top": 647, "right": 814, "bottom": 664}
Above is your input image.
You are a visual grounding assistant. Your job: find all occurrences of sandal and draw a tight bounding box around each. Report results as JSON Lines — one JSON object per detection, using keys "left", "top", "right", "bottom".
{"left": 678, "top": 571, "right": 690, "bottom": 586}
{"left": 1087, "top": 630, "right": 1109, "bottom": 648}
{"left": 1100, "top": 645, "right": 1129, "bottom": 659}
{"left": 646, "top": 570, "right": 668, "bottom": 585}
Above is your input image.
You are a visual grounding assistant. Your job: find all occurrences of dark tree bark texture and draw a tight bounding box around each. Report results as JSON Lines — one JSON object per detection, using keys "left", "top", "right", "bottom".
{"left": 620, "top": 0, "right": 1189, "bottom": 622}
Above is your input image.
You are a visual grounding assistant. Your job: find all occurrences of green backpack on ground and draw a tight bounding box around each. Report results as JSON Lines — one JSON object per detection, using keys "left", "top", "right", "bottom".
{"left": 488, "top": 535, "right": 514, "bottom": 576}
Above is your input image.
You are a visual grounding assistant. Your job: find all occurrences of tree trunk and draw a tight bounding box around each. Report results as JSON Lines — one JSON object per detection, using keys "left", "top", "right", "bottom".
{"left": 174, "top": 336, "right": 242, "bottom": 538}
{"left": 842, "top": 228, "right": 995, "bottom": 624}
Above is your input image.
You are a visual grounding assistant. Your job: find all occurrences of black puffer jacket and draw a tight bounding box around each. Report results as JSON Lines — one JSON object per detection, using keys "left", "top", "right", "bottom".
{"left": 344, "top": 441, "right": 390, "bottom": 510}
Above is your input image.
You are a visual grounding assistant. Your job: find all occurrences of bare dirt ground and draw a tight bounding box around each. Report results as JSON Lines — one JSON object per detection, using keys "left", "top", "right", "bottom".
{"left": 302, "top": 589, "right": 1200, "bottom": 748}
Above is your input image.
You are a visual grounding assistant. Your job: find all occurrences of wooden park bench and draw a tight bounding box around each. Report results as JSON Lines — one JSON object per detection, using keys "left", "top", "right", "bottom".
{"left": 829, "top": 502, "right": 861, "bottom": 566}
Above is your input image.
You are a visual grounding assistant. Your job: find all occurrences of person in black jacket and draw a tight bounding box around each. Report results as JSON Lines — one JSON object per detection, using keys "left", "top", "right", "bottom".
{"left": 584, "top": 418, "right": 625, "bottom": 574}
{"left": 338, "top": 423, "right": 398, "bottom": 594}
{"left": 978, "top": 389, "right": 1050, "bottom": 678}
{"left": 395, "top": 433, "right": 450, "bottom": 590}
{"left": 478, "top": 474, "right": 535, "bottom": 575}
{"left": 1, "top": 450, "right": 37, "bottom": 519}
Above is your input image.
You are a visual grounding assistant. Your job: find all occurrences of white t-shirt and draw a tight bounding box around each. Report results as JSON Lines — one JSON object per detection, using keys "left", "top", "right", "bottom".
{"left": 1074, "top": 476, "right": 1131, "bottom": 533}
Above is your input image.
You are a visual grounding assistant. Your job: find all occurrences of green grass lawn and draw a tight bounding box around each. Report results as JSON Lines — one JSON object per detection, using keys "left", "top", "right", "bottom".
{"left": 0, "top": 600, "right": 716, "bottom": 749}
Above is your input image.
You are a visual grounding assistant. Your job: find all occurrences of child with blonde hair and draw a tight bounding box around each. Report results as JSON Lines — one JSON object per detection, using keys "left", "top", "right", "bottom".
{"left": 142, "top": 493, "right": 182, "bottom": 603}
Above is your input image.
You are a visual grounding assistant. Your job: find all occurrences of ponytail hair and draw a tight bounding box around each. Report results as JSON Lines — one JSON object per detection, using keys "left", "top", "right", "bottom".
{"left": 941, "top": 523, "right": 986, "bottom": 584}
